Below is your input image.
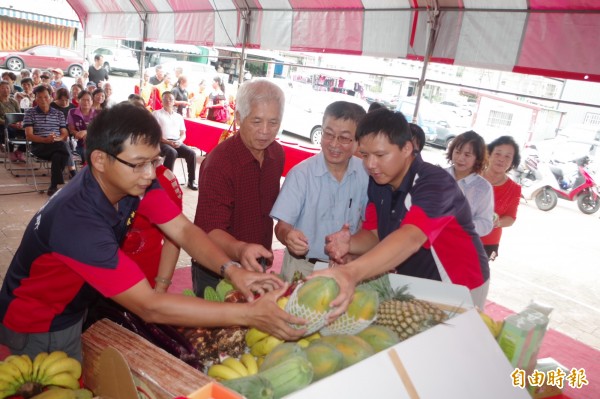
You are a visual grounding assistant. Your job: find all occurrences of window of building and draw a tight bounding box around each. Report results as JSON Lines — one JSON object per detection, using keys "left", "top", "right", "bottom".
{"left": 487, "top": 110, "right": 513, "bottom": 128}
{"left": 583, "top": 112, "right": 600, "bottom": 126}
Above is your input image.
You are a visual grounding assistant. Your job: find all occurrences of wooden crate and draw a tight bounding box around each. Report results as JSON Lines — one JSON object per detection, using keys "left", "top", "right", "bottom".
{"left": 82, "top": 319, "right": 212, "bottom": 398}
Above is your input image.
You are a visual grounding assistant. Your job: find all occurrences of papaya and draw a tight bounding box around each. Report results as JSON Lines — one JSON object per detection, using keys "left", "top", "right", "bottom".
{"left": 304, "top": 341, "right": 344, "bottom": 381}
{"left": 356, "top": 325, "right": 400, "bottom": 352}
{"left": 319, "top": 334, "right": 375, "bottom": 368}
{"left": 294, "top": 277, "right": 339, "bottom": 313}
{"left": 257, "top": 355, "right": 313, "bottom": 399}
{"left": 259, "top": 342, "right": 305, "bottom": 372}
{"left": 346, "top": 286, "right": 379, "bottom": 321}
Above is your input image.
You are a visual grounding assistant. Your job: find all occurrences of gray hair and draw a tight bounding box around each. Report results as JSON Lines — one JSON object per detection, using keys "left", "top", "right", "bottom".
{"left": 235, "top": 79, "right": 285, "bottom": 122}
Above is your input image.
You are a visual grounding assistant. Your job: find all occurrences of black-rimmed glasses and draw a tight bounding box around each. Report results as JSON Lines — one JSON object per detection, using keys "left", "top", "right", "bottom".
{"left": 107, "top": 153, "right": 164, "bottom": 174}
{"left": 322, "top": 132, "right": 354, "bottom": 145}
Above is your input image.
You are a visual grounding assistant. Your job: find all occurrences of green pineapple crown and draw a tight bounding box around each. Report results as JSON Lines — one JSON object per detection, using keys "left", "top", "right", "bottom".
{"left": 362, "top": 274, "right": 415, "bottom": 302}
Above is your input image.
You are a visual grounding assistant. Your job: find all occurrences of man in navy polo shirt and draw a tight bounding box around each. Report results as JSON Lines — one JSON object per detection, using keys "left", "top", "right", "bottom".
{"left": 24, "top": 85, "right": 72, "bottom": 195}
{"left": 319, "top": 109, "right": 490, "bottom": 313}
{"left": 0, "top": 103, "right": 304, "bottom": 361}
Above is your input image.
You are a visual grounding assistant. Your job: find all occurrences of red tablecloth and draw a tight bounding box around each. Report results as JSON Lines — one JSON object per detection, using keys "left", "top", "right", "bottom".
{"left": 183, "top": 118, "right": 320, "bottom": 177}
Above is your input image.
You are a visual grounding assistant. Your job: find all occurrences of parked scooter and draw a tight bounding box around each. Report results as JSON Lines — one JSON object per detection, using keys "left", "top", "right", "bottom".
{"left": 515, "top": 146, "right": 600, "bottom": 214}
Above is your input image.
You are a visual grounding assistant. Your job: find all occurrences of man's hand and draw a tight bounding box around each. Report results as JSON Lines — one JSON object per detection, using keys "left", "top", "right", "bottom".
{"left": 172, "top": 140, "right": 182, "bottom": 148}
{"left": 227, "top": 266, "right": 285, "bottom": 302}
{"left": 238, "top": 243, "right": 273, "bottom": 273}
{"left": 324, "top": 223, "right": 351, "bottom": 264}
{"left": 285, "top": 229, "right": 309, "bottom": 256}
{"left": 246, "top": 285, "right": 307, "bottom": 341}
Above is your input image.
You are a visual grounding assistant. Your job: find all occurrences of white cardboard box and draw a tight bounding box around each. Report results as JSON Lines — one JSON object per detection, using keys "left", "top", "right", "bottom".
{"left": 285, "top": 273, "right": 530, "bottom": 399}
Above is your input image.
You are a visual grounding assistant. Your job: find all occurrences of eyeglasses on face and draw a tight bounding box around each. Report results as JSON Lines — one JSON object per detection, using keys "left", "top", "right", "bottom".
{"left": 322, "top": 132, "right": 354, "bottom": 145}
{"left": 107, "top": 153, "right": 164, "bottom": 174}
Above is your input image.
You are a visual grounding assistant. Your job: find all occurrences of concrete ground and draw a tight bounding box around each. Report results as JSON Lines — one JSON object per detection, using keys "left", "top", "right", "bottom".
{"left": 1, "top": 146, "right": 599, "bottom": 353}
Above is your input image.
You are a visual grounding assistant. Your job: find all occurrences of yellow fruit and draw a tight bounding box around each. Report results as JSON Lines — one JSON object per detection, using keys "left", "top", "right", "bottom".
{"left": 250, "top": 336, "right": 284, "bottom": 357}
{"left": 42, "top": 358, "right": 82, "bottom": 383}
{"left": 304, "top": 332, "right": 321, "bottom": 342}
{"left": 245, "top": 328, "right": 270, "bottom": 348}
{"left": 346, "top": 286, "right": 379, "bottom": 321}
{"left": 304, "top": 341, "right": 344, "bottom": 381}
{"left": 240, "top": 353, "right": 258, "bottom": 375}
{"left": 320, "top": 335, "right": 375, "bottom": 368}
{"left": 32, "top": 352, "right": 49, "bottom": 382}
{"left": 207, "top": 364, "right": 242, "bottom": 381}
{"left": 221, "top": 357, "right": 248, "bottom": 377}
{"left": 295, "top": 277, "right": 339, "bottom": 313}
{"left": 296, "top": 339, "right": 310, "bottom": 348}
{"left": 276, "top": 296, "right": 289, "bottom": 309}
{"left": 356, "top": 325, "right": 400, "bottom": 352}
{"left": 43, "top": 371, "right": 81, "bottom": 390}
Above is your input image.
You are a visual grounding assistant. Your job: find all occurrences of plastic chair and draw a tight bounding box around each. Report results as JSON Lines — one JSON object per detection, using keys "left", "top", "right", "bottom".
{"left": 4, "top": 113, "right": 50, "bottom": 191}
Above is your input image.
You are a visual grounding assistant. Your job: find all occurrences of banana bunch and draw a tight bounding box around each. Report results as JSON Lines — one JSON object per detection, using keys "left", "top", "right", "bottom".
{"left": 479, "top": 311, "right": 504, "bottom": 339}
{"left": 207, "top": 354, "right": 259, "bottom": 381}
{"left": 0, "top": 351, "right": 83, "bottom": 399}
{"left": 244, "top": 296, "right": 290, "bottom": 357}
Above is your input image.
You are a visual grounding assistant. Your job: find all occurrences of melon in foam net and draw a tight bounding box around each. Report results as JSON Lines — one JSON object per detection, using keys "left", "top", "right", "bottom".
{"left": 285, "top": 277, "right": 340, "bottom": 335}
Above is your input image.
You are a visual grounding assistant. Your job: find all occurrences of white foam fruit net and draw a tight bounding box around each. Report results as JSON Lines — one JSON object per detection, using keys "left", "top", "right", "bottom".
{"left": 285, "top": 281, "right": 331, "bottom": 336}
{"left": 320, "top": 313, "right": 376, "bottom": 336}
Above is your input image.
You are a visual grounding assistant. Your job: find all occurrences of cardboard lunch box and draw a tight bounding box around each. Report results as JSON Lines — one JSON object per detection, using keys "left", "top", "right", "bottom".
{"left": 282, "top": 270, "right": 531, "bottom": 399}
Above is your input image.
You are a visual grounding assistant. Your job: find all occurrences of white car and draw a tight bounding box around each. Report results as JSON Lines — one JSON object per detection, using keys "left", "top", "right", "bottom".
{"left": 88, "top": 47, "right": 139, "bottom": 77}
{"left": 281, "top": 90, "right": 369, "bottom": 145}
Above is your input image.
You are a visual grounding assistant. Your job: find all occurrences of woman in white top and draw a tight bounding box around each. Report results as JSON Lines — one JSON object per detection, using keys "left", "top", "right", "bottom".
{"left": 445, "top": 130, "right": 494, "bottom": 236}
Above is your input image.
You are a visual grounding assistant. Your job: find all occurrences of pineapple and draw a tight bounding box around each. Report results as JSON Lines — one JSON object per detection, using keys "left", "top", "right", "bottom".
{"left": 365, "top": 275, "right": 448, "bottom": 341}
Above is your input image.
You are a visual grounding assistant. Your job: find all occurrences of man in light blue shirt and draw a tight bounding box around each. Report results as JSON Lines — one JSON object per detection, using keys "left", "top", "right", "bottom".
{"left": 271, "top": 101, "right": 368, "bottom": 281}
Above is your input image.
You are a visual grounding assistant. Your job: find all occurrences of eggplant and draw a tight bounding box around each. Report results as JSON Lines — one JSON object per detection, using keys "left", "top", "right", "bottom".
{"left": 156, "top": 323, "right": 198, "bottom": 356}
{"left": 144, "top": 321, "right": 200, "bottom": 366}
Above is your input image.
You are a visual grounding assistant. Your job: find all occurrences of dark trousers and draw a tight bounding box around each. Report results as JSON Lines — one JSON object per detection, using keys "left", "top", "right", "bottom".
{"left": 31, "top": 141, "right": 70, "bottom": 187}
{"left": 160, "top": 143, "right": 197, "bottom": 183}
{"left": 192, "top": 260, "right": 221, "bottom": 296}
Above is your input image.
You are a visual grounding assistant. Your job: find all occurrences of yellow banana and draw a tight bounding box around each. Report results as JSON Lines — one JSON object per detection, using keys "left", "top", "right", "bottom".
{"left": 240, "top": 353, "right": 258, "bottom": 375}
{"left": 0, "top": 387, "right": 18, "bottom": 399}
{"left": 276, "top": 296, "right": 289, "bottom": 309}
{"left": 245, "top": 328, "right": 270, "bottom": 348}
{"left": 250, "top": 335, "right": 283, "bottom": 357}
{"left": 37, "top": 351, "right": 68, "bottom": 381}
{"left": 0, "top": 379, "right": 18, "bottom": 398}
{"left": 42, "top": 358, "right": 82, "bottom": 383}
{"left": 296, "top": 338, "right": 310, "bottom": 348}
{"left": 43, "top": 371, "right": 80, "bottom": 390}
{"left": 221, "top": 357, "right": 248, "bottom": 377}
{"left": 32, "top": 352, "right": 48, "bottom": 382}
{"left": 305, "top": 332, "right": 321, "bottom": 342}
{"left": 207, "top": 364, "right": 242, "bottom": 381}
{"left": 0, "top": 361, "right": 25, "bottom": 385}
{"left": 5, "top": 354, "right": 32, "bottom": 381}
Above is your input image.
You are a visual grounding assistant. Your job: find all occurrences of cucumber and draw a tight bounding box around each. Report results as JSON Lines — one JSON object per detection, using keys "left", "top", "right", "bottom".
{"left": 221, "top": 375, "right": 274, "bottom": 399}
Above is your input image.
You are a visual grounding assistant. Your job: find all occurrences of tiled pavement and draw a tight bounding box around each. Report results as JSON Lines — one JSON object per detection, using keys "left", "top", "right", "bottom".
{"left": 1, "top": 153, "right": 598, "bottom": 354}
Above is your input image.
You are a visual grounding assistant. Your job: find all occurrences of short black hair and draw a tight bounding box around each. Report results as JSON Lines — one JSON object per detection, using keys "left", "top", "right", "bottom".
{"left": 409, "top": 123, "right": 425, "bottom": 152}
{"left": 368, "top": 102, "right": 384, "bottom": 113}
{"left": 33, "top": 85, "right": 52, "bottom": 97}
{"left": 85, "top": 102, "right": 162, "bottom": 165}
{"left": 323, "top": 101, "right": 367, "bottom": 137}
{"left": 55, "top": 88, "right": 70, "bottom": 100}
{"left": 20, "top": 77, "right": 33, "bottom": 86}
{"left": 356, "top": 108, "right": 411, "bottom": 149}
{"left": 487, "top": 135, "right": 521, "bottom": 171}
{"left": 447, "top": 130, "right": 488, "bottom": 174}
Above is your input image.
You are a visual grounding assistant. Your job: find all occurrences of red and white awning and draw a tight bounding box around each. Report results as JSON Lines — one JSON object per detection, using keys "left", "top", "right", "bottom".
{"left": 67, "top": 0, "right": 600, "bottom": 82}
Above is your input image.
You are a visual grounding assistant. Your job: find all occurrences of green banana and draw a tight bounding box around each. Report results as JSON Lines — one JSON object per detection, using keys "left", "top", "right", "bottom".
{"left": 0, "top": 387, "right": 18, "bottom": 399}
{"left": 32, "top": 352, "right": 49, "bottom": 382}
{"left": 0, "top": 361, "right": 25, "bottom": 386}
{"left": 43, "top": 371, "right": 80, "bottom": 390}
{"left": 36, "top": 352, "right": 68, "bottom": 382}
{"left": 41, "top": 358, "right": 82, "bottom": 383}
{"left": 5, "top": 354, "right": 32, "bottom": 381}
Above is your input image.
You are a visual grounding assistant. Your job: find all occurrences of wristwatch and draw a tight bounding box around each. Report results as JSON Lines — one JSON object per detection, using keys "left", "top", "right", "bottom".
{"left": 220, "top": 260, "right": 241, "bottom": 279}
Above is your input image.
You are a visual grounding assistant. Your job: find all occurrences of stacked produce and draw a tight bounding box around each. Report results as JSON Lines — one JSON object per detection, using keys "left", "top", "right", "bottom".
{"left": 201, "top": 274, "right": 459, "bottom": 399}
{"left": 0, "top": 351, "right": 92, "bottom": 399}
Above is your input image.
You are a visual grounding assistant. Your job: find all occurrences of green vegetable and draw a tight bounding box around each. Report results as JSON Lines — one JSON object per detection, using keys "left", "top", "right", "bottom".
{"left": 221, "top": 375, "right": 274, "bottom": 399}
{"left": 182, "top": 289, "right": 196, "bottom": 297}
{"left": 216, "top": 279, "right": 235, "bottom": 301}
{"left": 257, "top": 355, "right": 313, "bottom": 399}
{"left": 203, "top": 286, "right": 220, "bottom": 301}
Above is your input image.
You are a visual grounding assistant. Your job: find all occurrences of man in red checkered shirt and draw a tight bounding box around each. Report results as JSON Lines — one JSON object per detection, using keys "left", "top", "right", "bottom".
{"left": 192, "top": 79, "right": 286, "bottom": 295}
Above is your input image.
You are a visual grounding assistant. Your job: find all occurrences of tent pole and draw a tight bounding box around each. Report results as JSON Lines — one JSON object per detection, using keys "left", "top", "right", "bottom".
{"left": 139, "top": 12, "right": 148, "bottom": 89}
{"left": 413, "top": 2, "right": 440, "bottom": 123}
{"left": 238, "top": 8, "right": 251, "bottom": 85}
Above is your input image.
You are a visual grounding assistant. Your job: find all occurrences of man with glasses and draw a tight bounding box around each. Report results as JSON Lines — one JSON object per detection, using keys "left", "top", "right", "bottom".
{"left": 24, "top": 85, "right": 71, "bottom": 195}
{"left": 0, "top": 102, "right": 305, "bottom": 361}
{"left": 270, "top": 101, "right": 368, "bottom": 281}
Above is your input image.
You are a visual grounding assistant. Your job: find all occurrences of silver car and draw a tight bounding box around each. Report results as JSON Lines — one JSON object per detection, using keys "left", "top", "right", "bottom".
{"left": 88, "top": 47, "right": 139, "bottom": 77}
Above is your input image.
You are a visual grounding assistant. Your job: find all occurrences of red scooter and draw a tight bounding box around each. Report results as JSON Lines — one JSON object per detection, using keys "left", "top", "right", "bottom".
{"left": 536, "top": 155, "right": 600, "bottom": 214}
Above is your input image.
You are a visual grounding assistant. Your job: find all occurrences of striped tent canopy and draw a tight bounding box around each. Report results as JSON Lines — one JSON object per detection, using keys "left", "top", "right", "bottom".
{"left": 67, "top": 0, "right": 600, "bottom": 83}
